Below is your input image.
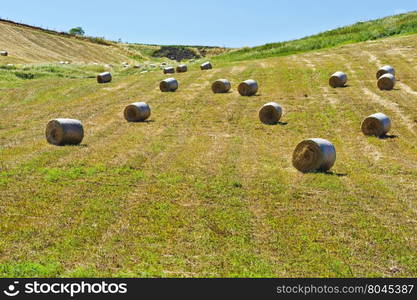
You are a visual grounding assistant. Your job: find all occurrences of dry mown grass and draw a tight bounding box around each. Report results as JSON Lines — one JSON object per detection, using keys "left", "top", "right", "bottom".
{"left": 0, "top": 34, "right": 416, "bottom": 278}
{"left": 0, "top": 20, "right": 130, "bottom": 64}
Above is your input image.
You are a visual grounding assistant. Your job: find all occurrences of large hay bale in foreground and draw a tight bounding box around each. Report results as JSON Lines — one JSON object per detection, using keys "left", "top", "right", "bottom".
{"left": 0, "top": 51, "right": 8, "bottom": 56}
{"left": 377, "top": 73, "right": 396, "bottom": 90}
{"left": 163, "top": 67, "right": 175, "bottom": 74}
{"left": 259, "top": 102, "right": 283, "bottom": 124}
{"left": 200, "top": 62, "right": 212, "bottom": 70}
{"left": 292, "top": 138, "right": 336, "bottom": 173}
{"left": 97, "top": 72, "right": 112, "bottom": 84}
{"left": 329, "top": 71, "right": 347, "bottom": 88}
{"left": 376, "top": 65, "right": 395, "bottom": 79}
{"left": 361, "top": 113, "right": 391, "bottom": 137}
{"left": 176, "top": 64, "right": 188, "bottom": 73}
{"left": 238, "top": 79, "right": 258, "bottom": 96}
{"left": 160, "top": 78, "right": 179, "bottom": 92}
{"left": 45, "top": 119, "right": 84, "bottom": 146}
{"left": 124, "top": 102, "right": 151, "bottom": 122}
{"left": 212, "top": 79, "right": 231, "bottom": 93}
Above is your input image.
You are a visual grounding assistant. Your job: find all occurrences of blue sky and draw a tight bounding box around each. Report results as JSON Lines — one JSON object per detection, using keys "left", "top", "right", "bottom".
{"left": 1, "top": 0, "right": 416, "bottom": 47}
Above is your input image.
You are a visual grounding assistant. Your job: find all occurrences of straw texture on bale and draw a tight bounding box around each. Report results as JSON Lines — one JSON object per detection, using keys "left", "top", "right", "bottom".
{"left": 361, "top": 113, "right": 391, "bottom": 137}
{"left": 377, "top": 73, "right": 396, "bottom": 90}
{"left": 376, "top": 65, "right": 395, "bottom": 79}
{"left": 259, "top": 102, "right": 283, "bottom": 124}
{"left": 212, "top": 79, "right": 231, "bottom": 93}
{"left": 292, "top": 138, "right": 336, "bottom": 173}
{"left": 0, "top": 51, "right": 7, "bottom": 56}
{"left": 200, "top": 62, "right": 213, "bottom": 70}
{"left": 160, "top": 78, "right": 179, "bottom": 92}
{"left": 176, "top": 64, "right": 188, "bottom": 73}
{"left": 45, "top": 119, "right": 84, "bottom": 146}
{"left": 329, "top": 71, "right": 347, "bottom": 88}
{"left": 238, "top": 79, "right": 258, "bottom": 96}
{"left": 124, "top": 102, "right": 151, "bottom": 122}
{"left": 163, "top": 67, "right": 175, "bottom": 74}
{"left": 97, "top": 72, "right": 112, "bottom": 84}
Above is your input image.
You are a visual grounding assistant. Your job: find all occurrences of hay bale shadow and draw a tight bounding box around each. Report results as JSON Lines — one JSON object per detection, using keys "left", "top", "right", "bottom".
{"left": 57, "top": 143, "right": 88, "bottom": 147}
{"left": 263, "top": 121, "right": 288, "bottom": 126}
{"left": 127, "top": 119, "right": 155, "bottom": 123}
{"left": 379, "top": 134, "right": 398, "bottom": 140}
{"left": 324, "top": 171, "right": 348, "bottom": 177}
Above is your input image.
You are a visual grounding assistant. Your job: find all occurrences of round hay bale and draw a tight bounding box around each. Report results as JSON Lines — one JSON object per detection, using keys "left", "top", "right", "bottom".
{"left": 238, "top": 79, "right": 258, "bottom": 96}
{"left": 160, "top": 78, "right": 178, "bottom": 92}
{"left": 361, "top": 113, "right": 391, "bottom": 137}
{"left": 0, "top": 51, "right": 8, "bottom": 56}
{"left": 163, "top": 67, "right": 175, "bottom": 74}
{"left": 376, "top": 65, "right": 395, "bottom": 79}
{"left": 201, "top": 62, "right": 213, "bottom": 70}
{"left": 45, "top": 119, "right": 84, "bottom": 146}
{"left": 377, "top": 73, "right": 396, "bottom": 90}
{"left": 176, "top": 64, "right": 188, "bottom": 73}
{"left": 212, "top": 79, "right": 231, "bottom": 93}
{"left": 97, "top": 72, "right": 112, "bottom": 84}
{"left": 259, "top": 102, "right": 283, "bottom": 124}
{"left": 133, "top": 64, "right": 142, "bottom": 69}
{"left": 124, "top": 102, "right": 151, "bottom": 122}
{"left": 329, "top": 71, "right": 347, "bottom": 88}
{"left": 292, "top": 138, "right": 336, "bottom": 173}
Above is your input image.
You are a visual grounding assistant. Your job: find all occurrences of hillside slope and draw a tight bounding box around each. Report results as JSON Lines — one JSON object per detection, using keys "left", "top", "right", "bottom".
{"left": 216, "top": 11, "right": 417, "bottom": 61}
{"left": 0, "top": 20, "right": 131, "bottom": 64}
{"left": 0, "top": 30, "right": 416, "bottom": 277}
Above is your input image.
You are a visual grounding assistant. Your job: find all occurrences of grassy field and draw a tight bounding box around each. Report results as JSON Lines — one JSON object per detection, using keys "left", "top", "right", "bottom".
{"left": 1, "top": 18, "right": 417, "bottom": 278}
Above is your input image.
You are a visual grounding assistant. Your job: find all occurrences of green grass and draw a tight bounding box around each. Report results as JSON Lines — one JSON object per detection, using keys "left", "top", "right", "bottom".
{"left": 215, "top": 11, "right": 417, "bottom": 61}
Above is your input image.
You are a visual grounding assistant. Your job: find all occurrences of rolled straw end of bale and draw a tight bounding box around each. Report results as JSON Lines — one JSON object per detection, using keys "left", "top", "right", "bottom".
{"left": 124, "top": 102, "right": 151, "bottom": 122}
{"left": 176, "top": 64, "right": 188, "bottom": 73}
{"left": 45, "top": 119, "right": 84, "bottom": 146}
{"left": 361, "top": 113, "right": 391, "bottom": 137}
{"left": 329, "top": 71, "right": 347, "bottom": 88}
{"left": 376, "top": 65, "right": 395, "bottom": 79}
{"left": 97, "top": 72, "right": 112, "bottom": 84}
{"left": 163, "top": 67, "right": 175, "bottom": 74}
{"left": 160, "top": 78, "right": 179, "bottom": 92}
{"left": 201, "top": 62, "right": 213, "bottom": 70}
{"left": 238, "top": 79, "right": 258, "bottom": 96}
{"left": 259, "top": 102, "right": 283, "bottom": 125}
{"left": 212, "top": 79, "right": 231, "bottom": 93}
{"left": 377, "top": 73, "right": 396, "bottom": 90}
{"left": 0, "top": 51, "right": 8, "bottom": 56}
{"left": 292, "top": 138, "right": 336, "bottom": 173}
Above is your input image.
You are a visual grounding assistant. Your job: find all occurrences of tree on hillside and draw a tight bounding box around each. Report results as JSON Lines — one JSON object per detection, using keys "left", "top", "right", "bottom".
{"left": 69, "top": 27, "right": 85, "bottom": 36}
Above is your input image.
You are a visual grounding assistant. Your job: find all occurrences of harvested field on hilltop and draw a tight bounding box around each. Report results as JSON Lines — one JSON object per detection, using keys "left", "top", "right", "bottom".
{"left": 0, "top": 21, "right": 416, "bottom": 278}
{"left": 0, "top": 20, "right": 130, "bottom": 64}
